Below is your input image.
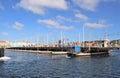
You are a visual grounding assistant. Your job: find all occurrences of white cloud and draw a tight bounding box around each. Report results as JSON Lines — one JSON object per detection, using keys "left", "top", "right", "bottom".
{"left": 16, "top": 0, "right": 68, "bottom": 14}
{"left": 2, "top": 32, "right": 8, "bottom": 36}
{"left": 102, "top": 0, "right": 118, "bottom": 2}
{"left": 85, "top": 20, "right": 111, "bottom": 28}
{"left": 13, "top": 22, "right": 24, "bottom": 30}
{"left": 75, "top": 13, "right": 88, "bottom": 21}
{"left": 73, "top": 0, "right": 99, "bottom": 11}
{"left": 57, "top": 15, "right": 73, "bottom": 22}
{"left": 73, "top": 0, "right": 118, "bottom": 11}
{"left": 57, "top": 15, "right": 84, "bottom": 23}
{"left": 98, "top": 19, "right": 106, "bottom": 24}
{"left": 0, "top": 4, "right": 4, "bottom": 10}
{"left": 85, "top": 22, "right": 106, "bottom": 28}
{"left": 38, "top": 19, "right": 73, "bottom": 30}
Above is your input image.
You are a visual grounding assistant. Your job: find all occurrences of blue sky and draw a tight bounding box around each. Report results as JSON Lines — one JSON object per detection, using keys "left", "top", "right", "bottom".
{"left": 0, "top": 0, "right": 120, "bottom": 43}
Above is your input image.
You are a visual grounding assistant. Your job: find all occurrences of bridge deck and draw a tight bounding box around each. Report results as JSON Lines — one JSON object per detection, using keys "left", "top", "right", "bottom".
{"left": 7, "top": 47, "right": 120, "bottom": 52}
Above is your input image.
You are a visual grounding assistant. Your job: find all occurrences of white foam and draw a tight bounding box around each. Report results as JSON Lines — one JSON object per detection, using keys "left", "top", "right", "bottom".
{"left": 65, "top": 55, "right": 71, "bottom": 58}
{"left": 0, "top": 56, "right": 11, "bottom": 61}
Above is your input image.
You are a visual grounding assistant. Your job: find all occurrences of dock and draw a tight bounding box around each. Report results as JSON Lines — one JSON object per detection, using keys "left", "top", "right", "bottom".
{"left": 6, "top": 47, "right": 72, "bottom": 54}
{"left": 7, "top": 47, "right": 73, "bottom": 51}
{"left": 0, "top": 48, "right": 4, "bottom": 57}
{"left": 7, "top": 46, "right": 120, "bottom": 55}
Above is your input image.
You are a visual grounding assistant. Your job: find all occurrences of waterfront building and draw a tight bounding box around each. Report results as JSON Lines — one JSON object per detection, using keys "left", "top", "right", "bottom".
{"left": 35, "top": 44, "right": 50, "bottom": 47}
{"left": 93, "top": 39, "right": 110, "bottom": 47}
{"left": 0, "top": 40, "right": 10, "bottom": 48}
{"left": 82, "top": 39, "right": 110, "bottom": 47}
{"left": 10, "top": 41, "right": 35, "bottom": 47}
{"left": 110, "top": 39, "right": 120, "bottom": 47}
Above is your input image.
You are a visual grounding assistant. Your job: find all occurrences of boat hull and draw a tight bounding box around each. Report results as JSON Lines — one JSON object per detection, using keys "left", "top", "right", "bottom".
{"left": 67, "top": 51, "right": 110, "bottom": 57}
{"left": 51, "top": 52, "right": 67, "bottom": 55}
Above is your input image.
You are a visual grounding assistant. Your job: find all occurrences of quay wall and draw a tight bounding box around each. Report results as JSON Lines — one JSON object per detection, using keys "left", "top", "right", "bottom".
{"left": 7, "top": 47, "right": 119, "bottom": 53}
{"left": 0, "top": 48, "right": 4, "bottom": 57}
{"left": 7, "top": 47, "right": 73, "bottom": 51}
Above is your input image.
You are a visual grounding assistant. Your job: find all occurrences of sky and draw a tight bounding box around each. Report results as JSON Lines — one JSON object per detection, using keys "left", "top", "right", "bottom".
{"left": 0, "top": 0, "right": 120, "bottom": 43}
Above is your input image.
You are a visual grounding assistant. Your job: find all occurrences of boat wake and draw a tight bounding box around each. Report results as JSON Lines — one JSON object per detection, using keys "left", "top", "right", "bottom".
{"left": 65, "top": 55, "right": 71, "bottom": 58}
{"left": 0, "top": 56, "right": 11, "bottom": 61}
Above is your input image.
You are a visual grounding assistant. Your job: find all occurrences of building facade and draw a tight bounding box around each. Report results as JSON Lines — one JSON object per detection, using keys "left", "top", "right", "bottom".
{"left": 0, "top": 40, "right": 10, "bottom": 48}
{"left": 10, "top": 41, "right": 35, "bottom": 47}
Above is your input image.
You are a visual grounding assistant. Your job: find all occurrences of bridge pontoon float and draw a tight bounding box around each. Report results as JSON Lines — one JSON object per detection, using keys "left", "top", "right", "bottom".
{"left": 67, "top": 46, "right": 110, "bottom": 57}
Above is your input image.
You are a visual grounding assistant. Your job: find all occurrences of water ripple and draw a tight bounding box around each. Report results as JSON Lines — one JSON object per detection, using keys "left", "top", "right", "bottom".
{"left": 0, "top": 50, "right": 120, "bottom": 78}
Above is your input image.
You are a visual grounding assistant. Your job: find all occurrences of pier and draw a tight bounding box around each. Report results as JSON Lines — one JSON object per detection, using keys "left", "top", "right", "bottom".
{"left": 0, "top": 48, "right": 4, "bottom": 57}
{"left": 7, "top": 47, "right": 73, "bottom": 54}
{"left": 7, "top": 47, "right": 73, "bottom": 51}
{"left": 7, "top": 46, "right": 120, "bottom": 55}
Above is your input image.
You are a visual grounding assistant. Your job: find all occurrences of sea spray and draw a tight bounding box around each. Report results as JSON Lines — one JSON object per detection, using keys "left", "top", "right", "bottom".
{"left": 0, "top": 56, "right": 11, "bottom": 61}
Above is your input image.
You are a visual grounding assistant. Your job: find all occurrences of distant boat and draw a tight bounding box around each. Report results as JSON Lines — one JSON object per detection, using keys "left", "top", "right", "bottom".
{"left": 67, "top": 46, "right": 110, "bottom": 57}
{"left": 67, "top": 51, "right": 109, "bottom": 57}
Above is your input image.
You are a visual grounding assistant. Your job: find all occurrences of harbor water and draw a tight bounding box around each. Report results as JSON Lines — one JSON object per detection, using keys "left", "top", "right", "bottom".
{"left": 0, "top": 50, "right": 120, "bottom": 78}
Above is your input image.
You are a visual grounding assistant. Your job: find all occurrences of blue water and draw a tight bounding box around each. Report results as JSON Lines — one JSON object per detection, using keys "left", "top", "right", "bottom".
{"left": 0, "top": 50, "right": 120, "bottom": 78}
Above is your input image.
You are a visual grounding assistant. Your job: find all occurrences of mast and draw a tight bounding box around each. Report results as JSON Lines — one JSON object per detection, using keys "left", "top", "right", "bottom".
{"left": 79, "top": 32, "right": 80, "bottom": 43}
{"left": 46, "top": 33, "right": 48, "bottom": 45}
{"left": 36, "top": 34, "right": 39, "bottom": 51}
{"left": 78, "top": 32, "right": 80, "bottom": 46}
{"left": 61, "top": 31, "right": 63, "bottom": 46}
{"left": 83, "top": 25, "right": 85, "bottom": 47}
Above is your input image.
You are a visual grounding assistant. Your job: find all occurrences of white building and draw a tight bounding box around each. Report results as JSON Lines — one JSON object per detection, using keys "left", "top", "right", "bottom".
{"left": 10, "top": 41, "right": 35, "bottom": 47}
